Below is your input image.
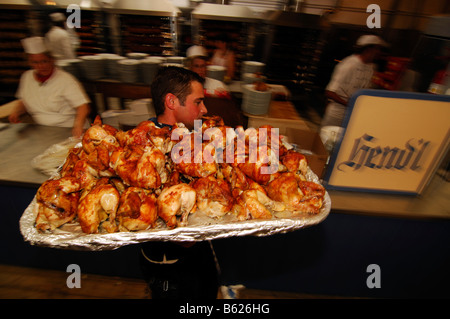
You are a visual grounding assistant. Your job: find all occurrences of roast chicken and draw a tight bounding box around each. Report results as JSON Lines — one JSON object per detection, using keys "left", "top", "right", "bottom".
{"left": 34, "top": 115, "right": 325, "bottom": 233}
{"left": 191, "top": 175, "right": 233, "bottom": 219}
{"left": 117, "top": 187, "right": 158, "bottom": 231}
{"left": 35, "top": 176, "right": 81, "bottom": 231}
{"left": 77, "top": 178, "right": 120, "bottom": 234}
{"left": 157, "top": 183, "right": 196, "bottom": 228}
{"left": 266, "top": 172, "right": 325, "bottom": 214}
{"left": 110, "top": 144, "right": 168, "bottom": 189}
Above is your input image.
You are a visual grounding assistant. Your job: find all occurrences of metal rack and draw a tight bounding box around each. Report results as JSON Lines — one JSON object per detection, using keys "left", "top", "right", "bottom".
{"left": 0, "top": 9, "right": 29, "bottom": 89}
{"left": 0, "top": 1, "right": 34, "bottom": 92}
{"left": 118, "top": 14, "right": 174, "bottom": 56}
{"left": 192, "top": 3, "right": 262, "bottom": 80}
{"left": 262, "top": 11, "right": 324, "bottom": 91}
{"left": 106, "top": 0, "right": 180, "bottom": 56}
{"left": 76, "top": 10, "right": 107, "bottom": 56}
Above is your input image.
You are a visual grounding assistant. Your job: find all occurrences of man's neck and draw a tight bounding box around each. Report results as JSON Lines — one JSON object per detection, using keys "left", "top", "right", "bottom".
{"left": 34, "top": 68, "right": 55, "bottom": 84}
{"left": 357, "top": 53, "right": 371, "bottom": 64}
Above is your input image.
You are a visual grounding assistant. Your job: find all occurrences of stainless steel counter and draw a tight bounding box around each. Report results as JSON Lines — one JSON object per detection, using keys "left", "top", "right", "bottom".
{"left": 0, "top": 123, "right": 72, "bottom": 187}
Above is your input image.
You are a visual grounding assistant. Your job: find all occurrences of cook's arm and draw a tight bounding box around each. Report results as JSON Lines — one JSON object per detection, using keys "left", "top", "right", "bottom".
{"left": 72, "top": 103, "right": 90, "bottom": 138}
{"left": 8, "top": 100, "right": 27, "bottom": 123}
{"left": 325, "top": 90, "right": 348, "bottom": 106}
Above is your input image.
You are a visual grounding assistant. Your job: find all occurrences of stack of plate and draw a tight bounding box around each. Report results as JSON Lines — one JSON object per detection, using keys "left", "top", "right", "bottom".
{"left": 166, "top": 56, "right": 185, "bottom": 66}
{"left": 117, "top": 59, "right": 141, "bottom": 83}
{"left": 241, "top": 61, "right": 265, "bottom": 78}
{"left": 79, "top": 55, "right": 105, "bottom": 80}
{"left": 56, "top": 60, "right": 70, "bottom": 74}
{"left": 127, "top": 52, "right": 149, "bottom": 60}
{"left": 141, "top": 57, "right": 163, "bottom": 85}
{"left": 242, "top": 72, "right": 266, "bottom": 85}
{"left": 207, "top": 65, "right": 226, "bottom": 81}
{"left": 242, "top": 83, "right": 272, "bottom": 115}
{"left": 56, "top": 59, "right": 83, "bottom": 79}
{"left": 107, "top": 55, "right": 126, "bottom": 80}
{"left": 153, "top": 56, "right": 167, "bottom": 64}
{"left": 98, "top": 53, "right": 123, "bottom": 80}
{"left": 67, "top": 59, "right": 83, "bottom": 79}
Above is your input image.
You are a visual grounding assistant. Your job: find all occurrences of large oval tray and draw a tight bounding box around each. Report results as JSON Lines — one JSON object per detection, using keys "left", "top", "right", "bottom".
{"left": 20, "top": 168, "right": 330, "bottom": 251}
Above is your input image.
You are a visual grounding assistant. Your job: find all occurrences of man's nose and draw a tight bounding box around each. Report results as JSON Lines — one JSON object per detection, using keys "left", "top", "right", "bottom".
{"left": 201, "top": 102, "right": 208, "bottom": 115}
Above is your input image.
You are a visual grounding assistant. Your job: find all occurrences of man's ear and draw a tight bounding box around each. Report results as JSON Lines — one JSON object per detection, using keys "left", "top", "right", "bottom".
{"left": 165, "top": 93, "right": 177, "bottom": 110}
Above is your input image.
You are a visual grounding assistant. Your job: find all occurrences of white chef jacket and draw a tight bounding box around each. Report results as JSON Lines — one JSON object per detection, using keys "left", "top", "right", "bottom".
{"left": 322, "top": 54, "right": 375, "bottom": 127}
{"left": 204, "top": 77, "right": 230, "bottom": 98}
{"left": 16, "top": 68, "right": 90, "bottom": 128}
{"left": 45, "top": 26, "right": 76, "bottom": 60}
{"left": 210, "top": 51, "right": 228, "bottom": 68}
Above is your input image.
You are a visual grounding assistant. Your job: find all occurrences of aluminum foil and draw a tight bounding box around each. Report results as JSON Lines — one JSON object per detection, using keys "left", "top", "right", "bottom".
{"left": 31, "top": 137, "right": 80, "bottom": 176}
{"left": 20, "top": 168, "right": 331, "bottom": 251}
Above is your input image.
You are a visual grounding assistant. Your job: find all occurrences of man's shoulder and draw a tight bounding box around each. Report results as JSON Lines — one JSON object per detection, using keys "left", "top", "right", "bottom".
{"left": 149, "top": 117, "right": 172, "bottom": 129}
{"left": 340, "top": 54, "right": 360, "bottom": 65}
{"left": 53, "top": 68, "right": 80, "bottom": 82}
{"left": 21, "top": 69, "right": 34, "bottom": 78}
{"left": 48, "top": 26, "right": 69, "bottom": 37}
{"left": 335, "top": 55, "right": 362, "bottom": 72}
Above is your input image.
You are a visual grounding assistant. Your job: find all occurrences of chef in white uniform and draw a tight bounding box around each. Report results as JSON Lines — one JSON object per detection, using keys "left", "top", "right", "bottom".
{"left": 321, "top": 35, "right": 387, "bottom": 127}
{"left": 45, "top": 12, "right": 77, "bottom": 60}
{"left": 8, "top": 37, "right": 90, "bottom": 138}
{"left": 186, "top": 45, "right": 230, "bottom": 99}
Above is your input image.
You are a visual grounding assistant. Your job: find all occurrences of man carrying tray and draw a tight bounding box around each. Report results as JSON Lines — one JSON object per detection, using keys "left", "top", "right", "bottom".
{"left": 141, "top": 66, "right": 219, "bottom": 299}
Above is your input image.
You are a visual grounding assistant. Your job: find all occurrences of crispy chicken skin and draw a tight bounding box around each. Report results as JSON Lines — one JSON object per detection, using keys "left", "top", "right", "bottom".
{"left": 232, "top": 181, "right": 285, "bottom": 220}
{"left": 77, "top": 181, "right": 120, "bottom": 234}
{"left": 220, "top": 164, "right": 250, "bottom": 194}
{"left": 190, "top": 176, "right": 233, "bottom": 218}
{"left": 172, "top": 132, "right": 218, "bottom": 178}
{"left": 71, "top": 159, "right": 99, "bottom": 189}
{"left": 281, "top": 149, "right": 308, "bottom": 177}
{"left": 110, "top": 145, "right": 167, "bottom": 189}
{"left": 232, "top": 125, "right": 285, "bottom": 185}
{"left": 35, "top": 177, "right": 81, "bottom": 231}
{"left": 233, "top": 189, "right": 273, "bottom": 220}
{"left": 157, "top": 183, "right": 196, "bottom": 229}
{"left": 60, "top": 148, "right": 81, "bottom": 177}
{"left": 266, "top": 172, "right": 325, "bottom": 214}
{"left": 117, "top": 187, "right": 158, "bottom": 231}
{"left": 82, "top": 116, "right": 119, "bottom": 155}
{"left": 116, "top": 120, "right": 173, "bottom": 154}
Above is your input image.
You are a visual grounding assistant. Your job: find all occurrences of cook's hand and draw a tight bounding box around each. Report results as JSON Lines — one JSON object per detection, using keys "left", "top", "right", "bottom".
{"left": 72, "top": 126, "right": 84, "bottom": 139}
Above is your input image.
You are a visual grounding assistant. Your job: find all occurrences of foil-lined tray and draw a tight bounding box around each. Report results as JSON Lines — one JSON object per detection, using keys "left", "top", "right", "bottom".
{"left": 20, "top": 168, "right": 330, "bottom": 251}
{"left": 31, "top": 137, "right": 80, "bottom": 176}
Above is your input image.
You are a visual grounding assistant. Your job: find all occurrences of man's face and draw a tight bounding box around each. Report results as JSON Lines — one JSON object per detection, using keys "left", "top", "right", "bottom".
{"left": 174, "top": 81, "right": 207, "bottom": 130}
{"left": 28, "top": 53, "right": 54, "bottom": 77}
{"left": 190, "top": 57, "right": 207, "bottom": 78}
{"left": 367, "top": 46, "right": 382, "bottom": 63}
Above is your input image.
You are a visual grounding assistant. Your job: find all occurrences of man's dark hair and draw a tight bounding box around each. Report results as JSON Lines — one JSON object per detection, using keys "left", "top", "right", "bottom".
{"left": 150, "top": 66, "right": 205, "bottom": 116}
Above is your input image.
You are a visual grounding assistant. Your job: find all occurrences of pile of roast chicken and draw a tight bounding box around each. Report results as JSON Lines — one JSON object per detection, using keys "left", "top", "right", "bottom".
{"left": 35, "top": 116, "right": 325, "bottom": 234}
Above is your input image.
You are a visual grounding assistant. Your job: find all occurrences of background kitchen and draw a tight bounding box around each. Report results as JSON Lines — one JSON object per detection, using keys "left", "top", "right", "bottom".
{"left": 0, "top": 0, "right": 449, "bottom": 299}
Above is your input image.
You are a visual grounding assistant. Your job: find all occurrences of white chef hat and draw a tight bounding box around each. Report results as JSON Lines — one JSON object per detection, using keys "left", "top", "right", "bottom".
{"left": 21, "top": 36, "right": 48, "bottom": 54}
{"left": 356, "top": 35, "right": 388, "bottom": 47}
{"left": 50, "top": 12, "right": 66, "bottom": 22}
{"left": 186, "top": 45, "right": 208, "bottom": 59}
